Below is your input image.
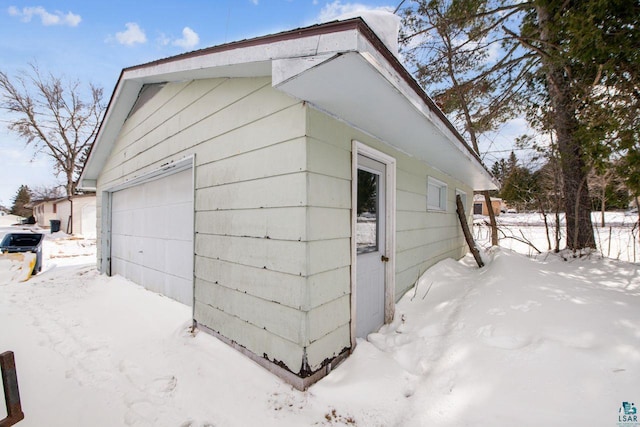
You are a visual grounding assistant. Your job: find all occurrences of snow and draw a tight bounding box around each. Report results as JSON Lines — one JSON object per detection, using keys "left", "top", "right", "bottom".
{"left": 333, "top": 10, "right": 401, "bottom": 57}
{"left": 475, "top": 211, "right": 640, "bottom": 262}
{"left": 1, "top": 215, "right": 640, "bottom": 426}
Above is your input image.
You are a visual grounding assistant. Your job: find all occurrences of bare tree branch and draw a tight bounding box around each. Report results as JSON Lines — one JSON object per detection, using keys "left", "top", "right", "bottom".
{"left": 0, "top": 65, "right": 105, "bottom": 196}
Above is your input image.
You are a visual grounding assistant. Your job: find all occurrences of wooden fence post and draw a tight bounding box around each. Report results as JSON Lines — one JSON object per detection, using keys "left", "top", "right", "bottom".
{"left": 0, "top": 351, "right": 24, "bottom": 427}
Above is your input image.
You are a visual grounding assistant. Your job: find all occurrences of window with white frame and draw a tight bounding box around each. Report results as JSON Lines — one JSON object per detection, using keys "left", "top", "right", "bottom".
{"left": 455, "top": 189, "right": 467, "bottom": 213}
{"left": 427, "top": 177, "right": 447, "bottom": 211}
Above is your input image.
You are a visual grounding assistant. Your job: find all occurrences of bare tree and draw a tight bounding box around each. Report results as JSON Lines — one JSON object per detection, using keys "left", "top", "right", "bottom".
{"left": 30, "top": 184, "right": 66, "bottom": 201}
{"left": 0, "top": 64, "right": 105, "bottom": 196}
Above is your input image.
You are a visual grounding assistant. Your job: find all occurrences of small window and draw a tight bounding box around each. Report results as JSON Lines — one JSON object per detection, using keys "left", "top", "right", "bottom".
{"left": 456, "top": 189, "right": 467, "bottom": 213}
{"left": 427, "top": 177, "right": 447, "bottom": 211}
{"left": 53, "top": 203, "right": 57, "bottom": 214}
{"left": 357, "top": 165, "right": 381, "bottom": 254}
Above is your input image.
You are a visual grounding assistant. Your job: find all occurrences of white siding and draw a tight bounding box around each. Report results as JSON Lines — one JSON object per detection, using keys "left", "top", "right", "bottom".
{"left": 96, "top": 76, "right": 475, "bottom": 378}
{"left": 97, "top": 77, "right": 317, "bottom": 375}
{"left": 306, "top": 106, "right": 473, "bottom": 304}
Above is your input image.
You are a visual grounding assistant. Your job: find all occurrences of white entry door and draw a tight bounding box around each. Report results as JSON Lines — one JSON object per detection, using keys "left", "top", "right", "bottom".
{"left": 110, "top": 168, "right": 194, "bottom": 305}
{"left": 355, "top": 154, "right": 387, "bottom": 338}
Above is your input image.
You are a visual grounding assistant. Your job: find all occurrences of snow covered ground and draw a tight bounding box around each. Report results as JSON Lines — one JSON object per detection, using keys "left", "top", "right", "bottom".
{"left": 1, "top": 214, "right": 639, "bottom": 426}
{"left": 475, "top": 211, "right": 640, "bottom": 262}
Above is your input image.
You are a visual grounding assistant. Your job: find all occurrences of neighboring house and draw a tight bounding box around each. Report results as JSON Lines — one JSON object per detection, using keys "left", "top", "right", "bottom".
{"left": 30, "top": 199, "right": 58, "bottom": 227}
{"left": 473, "top": 194, "right": 503, "bottom": 216}
{"left": 78, "top": 15, "right": 497, "bottom": 389}
{"left": 31, "top": 195, "right": 97, "bottom": 238}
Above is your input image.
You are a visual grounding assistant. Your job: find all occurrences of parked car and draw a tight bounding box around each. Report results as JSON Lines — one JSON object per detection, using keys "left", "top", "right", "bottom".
{"left": 0, "top": 233, "right": 44, "bottom": 274}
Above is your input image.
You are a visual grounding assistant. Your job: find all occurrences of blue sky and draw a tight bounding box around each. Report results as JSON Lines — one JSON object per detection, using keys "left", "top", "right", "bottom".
{"left": 0, "top": 0, "right": 396, "bottom": 207}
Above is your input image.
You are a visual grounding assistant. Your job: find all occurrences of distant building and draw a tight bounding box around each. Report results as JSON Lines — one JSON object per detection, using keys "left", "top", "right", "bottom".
{"left": 473, "top": 194, "right": 503, "bottom": 216}
{"left": 29, "top": 194, "right": 96, "bottom": 237}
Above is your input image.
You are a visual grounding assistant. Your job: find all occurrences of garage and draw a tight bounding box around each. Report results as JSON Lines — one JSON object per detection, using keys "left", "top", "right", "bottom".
{"left": 109, "top": 167, "right": 194, "bottom": 305}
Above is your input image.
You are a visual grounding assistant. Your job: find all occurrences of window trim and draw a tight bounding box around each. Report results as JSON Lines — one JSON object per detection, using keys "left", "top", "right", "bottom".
{"left": 455, "top": 188, "right": 467, "bottom": 213}
{"left": 427, "top": 176, "right": 447, "bottom": 212}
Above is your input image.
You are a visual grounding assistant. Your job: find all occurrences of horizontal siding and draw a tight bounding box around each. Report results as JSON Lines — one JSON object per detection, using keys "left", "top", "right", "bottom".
{"left": 97, "top": 78, "right": 317, "bottom": 370}
{"left": 99, "top": 79, "right": 304, "bottom": 189}
{"left": 307, "top": 137, "right": 351, "bottom": 180}
{"left": 195, "top": 257, "right": 305, "bottom": 309}
{"left": 307, "top": 294, "right": 350, "bottom": 343}
{"left": 307, "top": 238, "right": 351, "bottom": 276}
{"left": 196, "top": 234, "right": 350, "bottom": 278}
{"left": 119, "top": 80, "right": 222, "bottom": 144}
{"left": 196, "top": 233, "right": 306, "bottom": 276}
{"left": 195, "top": 278, "right": 305, "bottom": 344}
{"left": 194, "top": 206, "right": 350, "bottom": 242}
{"left": 307, "top": 173, "right": 351, "bottom": 209}
{"left": 194, "top": 301, "right": 304, "bottom": 373}
{"left": 306, "top": 106, "right": 474, "bottom": 304}
{"left": 196, "top": 138, "right": 306, "bottom": 188}
{"left": 307, "top": 267, "right": 350, "bottom": 310}
{"left": 306, "top": 207, "right": 350, "bottom": 241}
{"left": 96, "top": 75, "right": 478, "bottom": 377}
{"left": 305, "top": 324, "right": 351, "bottom": 371}
{"left": 195, "top": 207, "right": 306, "bottom": 241}
{"left": 195, "top": 173, "right": 306, "bottom": 211}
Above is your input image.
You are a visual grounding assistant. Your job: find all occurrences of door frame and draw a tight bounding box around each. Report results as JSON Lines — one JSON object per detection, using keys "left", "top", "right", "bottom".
{"left": 350, "top": 141, "right": 396, "bottom": 348}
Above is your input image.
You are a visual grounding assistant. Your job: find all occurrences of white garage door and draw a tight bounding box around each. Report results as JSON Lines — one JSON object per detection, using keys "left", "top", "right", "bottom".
{"left": 110, "top": 168, "right": 193, "bottom": 305}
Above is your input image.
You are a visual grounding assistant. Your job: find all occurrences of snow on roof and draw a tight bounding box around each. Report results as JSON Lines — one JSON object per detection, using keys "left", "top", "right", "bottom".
{"left": 332, "top": 10, "right": 401, "bottom": 57}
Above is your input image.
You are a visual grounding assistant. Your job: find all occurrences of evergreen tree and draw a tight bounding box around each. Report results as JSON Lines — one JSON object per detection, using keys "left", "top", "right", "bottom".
{"left": 11, "top": 185, "right": 32, "bottom": 218}
{"left": 401, "top": 0, "right": 639, "bottom": 251}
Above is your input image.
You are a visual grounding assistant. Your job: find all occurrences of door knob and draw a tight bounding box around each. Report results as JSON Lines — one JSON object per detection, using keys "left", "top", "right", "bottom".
{"left": 381, "top": 255, "right": 389, "bottom": 262}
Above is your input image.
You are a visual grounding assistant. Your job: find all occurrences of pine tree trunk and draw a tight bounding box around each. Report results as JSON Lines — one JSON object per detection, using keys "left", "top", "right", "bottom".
{"left": 536, "top": 3, "right": 596, "bottom": 251}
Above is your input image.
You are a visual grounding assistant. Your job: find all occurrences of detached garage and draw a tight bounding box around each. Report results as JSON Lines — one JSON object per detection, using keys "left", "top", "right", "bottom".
{"left": 78, "top": 14, "right": 497, "bottom": 389}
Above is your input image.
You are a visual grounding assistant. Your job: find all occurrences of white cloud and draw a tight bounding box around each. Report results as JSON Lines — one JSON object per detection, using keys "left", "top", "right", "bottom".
{"left": 172, "top": 27, "right": 199, "bottom": 50}
{"left": 157, "top": 33, "right": 171, "bottom": 46}
{"left": 7, "top": 5, "right": 81, "bottom": 27}
{"left": 115, "top": 23, "right": 147, "bottom": 46}
{"left": 317, "top": 1, "right": 392, "bottom": 22}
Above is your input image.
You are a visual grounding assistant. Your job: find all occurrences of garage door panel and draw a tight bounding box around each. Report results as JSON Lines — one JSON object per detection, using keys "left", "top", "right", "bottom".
{"left": 141, "top": 267, "right": 164, "bottom": 296}
{"left": 168, "top": 202, "right": 193, "bottom": 241}
{"left": 111, "top": 258, "right": 126, "bottom": 277}
{"left": 163, "top": 276, "right": 192, "bottom": 305}
{"left": 143, "top": 206, "right": 168, "bottom": 239}
{"left": 167, "top": 169, "right": 193, "bottom": 204}
{"left": 111, "top": 168, "right": 194, "bottom": 305}
{"left": 165, "top": 239, "right": 194, "bottom": 279}
{"left": 111, "top": 210, "right": 129, "bottom": 236}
